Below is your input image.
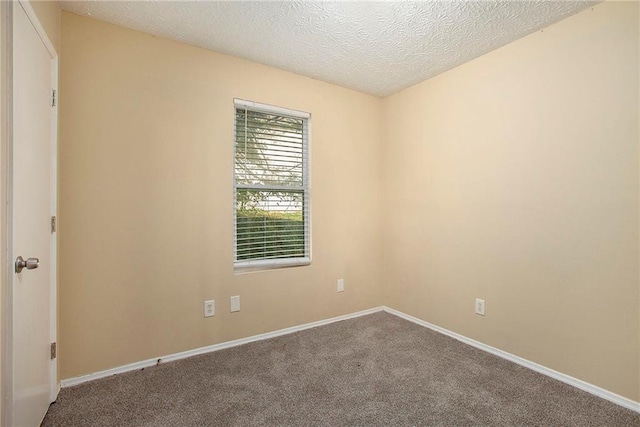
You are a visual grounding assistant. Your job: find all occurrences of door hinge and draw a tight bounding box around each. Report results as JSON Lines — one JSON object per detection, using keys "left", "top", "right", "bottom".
{"left": 51, "top": 216, "right": 57, "bottom": 233}
{"left": 52, "top": 89, "right": 56, "bottom": 107}
{"left": 50, "top": 342, "right": 57, "bottom": 360}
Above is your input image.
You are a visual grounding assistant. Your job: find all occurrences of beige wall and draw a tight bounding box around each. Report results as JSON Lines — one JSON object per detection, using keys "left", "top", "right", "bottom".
{"left": 382, "top": 1, "right": 639, "bottom": 401}
{"left": 30, "top": 0, "right": 60, "bottom": 53}
{"left": 58, "top": 12, "right": 384, "bottom": 379}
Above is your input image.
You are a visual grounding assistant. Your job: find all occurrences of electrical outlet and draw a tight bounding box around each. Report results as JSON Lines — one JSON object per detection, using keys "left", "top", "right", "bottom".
{"left": 475, "top": 298, "right": 485, "bottom": 316}
{"left": 204, "top": 300, "right": 215, "bottom": 318}
{"left": 337, "top": 278, "right": 344, "bottom": 292}
{"left": 230, "top": 295, "right": 240, "bottom": 312}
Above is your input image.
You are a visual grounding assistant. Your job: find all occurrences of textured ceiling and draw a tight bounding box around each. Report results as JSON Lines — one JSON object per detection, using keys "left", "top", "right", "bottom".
{"left": 60, "top": 1, "right": 597, "bottom": 97}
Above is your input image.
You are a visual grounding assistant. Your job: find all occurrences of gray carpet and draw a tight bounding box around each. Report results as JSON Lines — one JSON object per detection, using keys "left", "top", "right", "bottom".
{"left": 42, "top": 312, "right": 639, "bottom": 426}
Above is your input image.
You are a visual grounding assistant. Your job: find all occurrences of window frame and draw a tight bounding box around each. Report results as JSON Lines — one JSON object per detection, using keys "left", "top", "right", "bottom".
{"left": 233, "top": 99, "right": 311, "bottom": 271}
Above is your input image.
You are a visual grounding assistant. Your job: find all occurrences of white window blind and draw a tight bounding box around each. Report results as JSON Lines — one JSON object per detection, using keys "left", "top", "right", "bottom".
{"left": 234, "top": 99, "right": 310, "bottom": 270}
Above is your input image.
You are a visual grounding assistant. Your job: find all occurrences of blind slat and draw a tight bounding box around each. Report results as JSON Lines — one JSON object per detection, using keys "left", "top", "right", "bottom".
{"left": 236, "top": 159, "right": 302, "bottom": 167}
{"left": 237, "top": 150, "right": 303, "bottom": 160}
{"left": 237, "top": 250, "right": 305, "bottom": 258}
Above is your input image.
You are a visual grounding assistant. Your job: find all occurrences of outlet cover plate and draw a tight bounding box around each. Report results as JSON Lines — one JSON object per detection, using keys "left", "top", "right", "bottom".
{"left": 204, "top": 300, "right": 215, "bottom": 318}
{"left": 475, "top": 298, "right": 485, "bottom": 316}
{"left": 337, "top": 278, "right": 344, "bottom": 293}
{"left": 230, "top": 295, "right": 240, "bottom": 312}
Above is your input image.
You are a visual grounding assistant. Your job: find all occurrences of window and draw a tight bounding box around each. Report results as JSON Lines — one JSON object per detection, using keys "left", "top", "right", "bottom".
{"left": 234, "top": 99, "right": 310, "bottom": 270}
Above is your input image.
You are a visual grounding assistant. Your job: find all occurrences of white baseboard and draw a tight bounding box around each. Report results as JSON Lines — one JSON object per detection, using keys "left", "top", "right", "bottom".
{"left": 60, "top": 306, "right": 384, "bottom": 388}
{"left": 382, "top": 306, "right": 640, "bottom": 414}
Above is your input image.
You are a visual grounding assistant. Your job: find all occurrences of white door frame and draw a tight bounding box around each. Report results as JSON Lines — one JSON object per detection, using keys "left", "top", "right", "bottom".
{"left": 3, "top": 0, "right": 58, "bottom": 424}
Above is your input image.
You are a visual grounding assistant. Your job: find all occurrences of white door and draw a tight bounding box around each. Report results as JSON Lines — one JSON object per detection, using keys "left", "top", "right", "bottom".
{"left": 9, "top": 2, "right": 57, "bottom": 426}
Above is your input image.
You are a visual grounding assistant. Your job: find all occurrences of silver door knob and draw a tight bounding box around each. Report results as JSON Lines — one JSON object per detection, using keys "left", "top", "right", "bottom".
{"left": 15, "top": 256, "right": 39, "bottom": 273}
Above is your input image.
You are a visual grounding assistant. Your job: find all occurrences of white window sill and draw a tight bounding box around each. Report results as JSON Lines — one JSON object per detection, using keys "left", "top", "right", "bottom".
{"left": 234, "top": 257, "right": 311, "bottom": 273}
